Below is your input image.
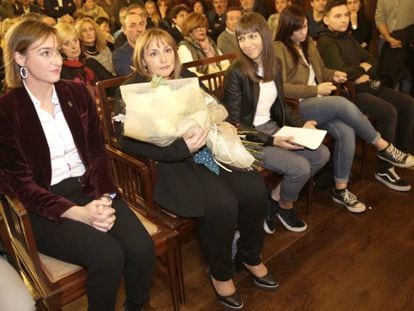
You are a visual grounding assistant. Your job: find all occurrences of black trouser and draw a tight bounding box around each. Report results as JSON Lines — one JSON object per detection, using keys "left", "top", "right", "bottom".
{"left": 29, "top": 178, "right": 155, "bottom": 311}
{"left": 355, "top": 86, "right": 414, "bottom": 171}
{"left": 194, "top": 166, "right": 268, "bottom": 281}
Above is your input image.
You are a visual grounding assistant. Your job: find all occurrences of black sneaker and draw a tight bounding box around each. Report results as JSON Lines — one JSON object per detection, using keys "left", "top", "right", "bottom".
{"left": 377, "top": 144, "right": 414, "bottom": 168}
{"left": 276, "top": 205, "right": 307, "bottom": 232}
{"left": 263, "top": 199, "right": 278, "bottom": 234}
{"left": 375, "top": 167, "right": 412, "bottom": 192}
{"left": 332, "top": 188, "right": 366, "bottom": 213}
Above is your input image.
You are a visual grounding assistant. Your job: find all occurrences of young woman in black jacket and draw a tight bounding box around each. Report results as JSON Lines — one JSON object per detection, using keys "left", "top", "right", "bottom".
{"left": 223, "top": 12, "right": 330, "bottom": 234}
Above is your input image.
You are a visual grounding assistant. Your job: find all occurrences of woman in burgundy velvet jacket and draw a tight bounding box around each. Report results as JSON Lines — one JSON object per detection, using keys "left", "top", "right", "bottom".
{"left": 0, "top": 20, "right": 154, "bottom": 311}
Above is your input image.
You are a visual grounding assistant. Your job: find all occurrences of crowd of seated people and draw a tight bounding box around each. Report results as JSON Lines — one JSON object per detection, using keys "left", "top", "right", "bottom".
{"left": 0, "top": 0, "right": 414, "bottom": 310}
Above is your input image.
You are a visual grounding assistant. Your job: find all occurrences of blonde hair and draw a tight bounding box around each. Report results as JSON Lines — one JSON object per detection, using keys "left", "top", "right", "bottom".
{"left": 132, "top": 28, "right": 181, "bottom": 79}
{"left": 181, "top": 12, "right": 208, "bottom": 36}
{"left": 4, "top": 20, "right": 57, "bottom": 88}
{"left": 55, "top": 22, "right": 80, "bottom": 45}
{"left": 0, "top": 18, "right": 19, "bottom": 48}
{"left": 75, "top": 16, "right": 107, "bottom": 51}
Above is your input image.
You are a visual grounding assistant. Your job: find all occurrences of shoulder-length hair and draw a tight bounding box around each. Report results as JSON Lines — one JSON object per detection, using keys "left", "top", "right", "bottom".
{"left": 132, "top": 28, "right": 182, "bottom": 80}
{"left": 55, "top": 22, "right": 87, "bottom": 60}
{"left": 181, "top": 12, "right": 208, "bottom": 36}
{"left": 235, "top": 12, "right": 277, "bottom": 83}
{"left": 75, "top": 16, "right": 107, "bottom": 51}
{"left": 4, "top": 20, "right": 57, "bottom": 88}
{"left": 275, "top": 5, "right": 309, "bottom": 64}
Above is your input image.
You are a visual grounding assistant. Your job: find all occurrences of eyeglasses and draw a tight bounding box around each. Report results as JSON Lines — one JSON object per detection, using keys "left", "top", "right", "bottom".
{"left": 192, "top": 26, "right": 207, "bottom": 32}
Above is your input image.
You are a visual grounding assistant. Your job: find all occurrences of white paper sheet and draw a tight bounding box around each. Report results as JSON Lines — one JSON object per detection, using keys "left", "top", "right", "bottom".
{"left": 274, "top": 126, "right": 327, "bottom": 150}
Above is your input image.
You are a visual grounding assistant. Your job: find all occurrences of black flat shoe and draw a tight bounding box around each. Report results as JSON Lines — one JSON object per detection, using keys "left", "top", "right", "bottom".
{"left": 235, "top": 258, "right": 279, "bottom": 290}
{"left": 209, "top": 275, "right": 244, "bottom": 310}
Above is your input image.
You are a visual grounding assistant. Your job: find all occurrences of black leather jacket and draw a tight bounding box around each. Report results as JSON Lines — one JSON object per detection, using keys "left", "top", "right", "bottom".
{"left": 223, "top": 59, "right": 305, "bottom": 145}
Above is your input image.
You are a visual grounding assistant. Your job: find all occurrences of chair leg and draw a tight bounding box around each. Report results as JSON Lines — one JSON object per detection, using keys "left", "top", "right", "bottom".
{"left": 306, "top": 178, "right": 314, "bottom": 215}
{"left": 45, "top": 294, "right": 62, "bottom": 311}
{"left": 360, "top": 142, "right": 368, "bottom": 180}
{"left": 165, "top": 239, "right": 181, "bottom": 311}
{"left": 176, "top": 243, "right": 185, "bottom": 304}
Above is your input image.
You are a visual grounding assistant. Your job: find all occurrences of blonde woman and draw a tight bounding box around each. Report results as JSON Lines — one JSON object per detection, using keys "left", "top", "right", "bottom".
{"left": 145, "top": 0, "right": 161, "bottom": 28}
{"left": 75, "top": 16, "right": 115, "bottom": 74}
{"left": 56, "top": 22, "right": 113, "bottom": 98}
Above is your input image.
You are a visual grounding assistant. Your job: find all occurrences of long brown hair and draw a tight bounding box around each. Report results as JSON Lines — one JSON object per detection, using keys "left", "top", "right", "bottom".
{"left": 235, "top": 12, "right": 277, "bottom": 83}
{"left": 75, "top": 16, "right": 107, "bottom": 51}
{"left": 4, "top": 20, "right": 57, "bottom": 88}
{"left": 275, "top": 5, "right": 310, "bottom": 64}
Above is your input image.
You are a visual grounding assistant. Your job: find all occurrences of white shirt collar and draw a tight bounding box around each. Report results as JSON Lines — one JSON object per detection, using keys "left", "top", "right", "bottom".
{"left": 23, "top": 81, "right": 59, "bottom": 109}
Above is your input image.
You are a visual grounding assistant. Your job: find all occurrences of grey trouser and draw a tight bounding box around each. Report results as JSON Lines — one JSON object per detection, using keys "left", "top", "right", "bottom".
{"left": 256, "top": 121, "right": 330, "bottom": 202}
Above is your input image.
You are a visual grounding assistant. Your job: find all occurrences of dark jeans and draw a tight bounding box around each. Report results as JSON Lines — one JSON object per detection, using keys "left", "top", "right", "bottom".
{"left": 194, "top": 166, "right": 267, "bottom": 281}
{"left": 29, "top": 178, "right": 155, "bottom": 311}
{"left": 355, "top": 86, "right": 414, "bottom": 170}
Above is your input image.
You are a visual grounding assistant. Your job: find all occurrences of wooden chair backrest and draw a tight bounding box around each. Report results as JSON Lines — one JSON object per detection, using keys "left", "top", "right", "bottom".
{"left": 96, "top": 77, "right": 159, "bottom": 207}
{"left": 96, "top": 76, "right": 128, "bottom": 147}
{"left": 182, "top": 53, "right": 237, "bottom": 101}
{"left": 181, "top": 53, "right": 237, "bottom": 70}
{"left": 105, "top": 145, "right": 156, "bottom": 216}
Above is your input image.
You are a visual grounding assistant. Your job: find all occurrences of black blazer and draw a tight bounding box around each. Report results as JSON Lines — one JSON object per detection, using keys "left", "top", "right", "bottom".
{"left": 115, "top": 69, "right": 210, "bottom": 217}
{"left": 168, "top": 27, "right": 184, "bottom": 45}
{"left": 223, "top": 59, "right": 305, "bottom": 145}
{"left": 44, "top": 0, "right": 76, "bottom": 18}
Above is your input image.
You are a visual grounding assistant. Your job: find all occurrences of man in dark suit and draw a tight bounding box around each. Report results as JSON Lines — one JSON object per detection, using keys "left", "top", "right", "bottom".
{"left": 206, "top": 0, "right": 227, "bottom": 42}
{"left": 168, "top": 4, "right": 190, "bottom": 44}
{"left": 113, "top": 12, "right": 146, "bottom": 76}
{"left": 13, "top": 0, "right": 41, "bottom": 15}
{"left": 44, "top": 0, "right": 76, "bottom": 19}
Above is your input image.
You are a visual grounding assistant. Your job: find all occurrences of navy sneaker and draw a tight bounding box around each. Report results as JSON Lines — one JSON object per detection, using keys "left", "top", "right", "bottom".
{"left": 377, "top": 144, "right": 414, "bottom": 168}
{"left": 276, "top": 205, "right": 307, "bottom": 232}
{"left": 332, "top": 188, "right": 366, "bottom": 213}
{"left": 375, "top": 167, "right": 411, "bottom": 192}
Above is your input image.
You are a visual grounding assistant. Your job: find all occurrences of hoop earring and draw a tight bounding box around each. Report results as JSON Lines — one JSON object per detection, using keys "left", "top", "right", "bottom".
{"left": 19, "top": 66, "right": 28, "bottom": 79}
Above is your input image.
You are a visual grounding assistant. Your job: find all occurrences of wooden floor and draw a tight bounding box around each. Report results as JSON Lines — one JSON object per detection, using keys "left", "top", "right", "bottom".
{"left": 64, "top": 152, "right": 414, "bottom": 311}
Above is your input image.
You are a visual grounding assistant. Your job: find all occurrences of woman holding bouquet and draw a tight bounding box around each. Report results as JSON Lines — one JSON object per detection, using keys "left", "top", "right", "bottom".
{"left": 116, "top": 28, "right": 278, "bottom": 310}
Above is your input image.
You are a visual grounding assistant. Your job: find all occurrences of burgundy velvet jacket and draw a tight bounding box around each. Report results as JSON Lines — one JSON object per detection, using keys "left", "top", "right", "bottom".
{"left": 0, "top": 80, "right": 116, "bottom": 220}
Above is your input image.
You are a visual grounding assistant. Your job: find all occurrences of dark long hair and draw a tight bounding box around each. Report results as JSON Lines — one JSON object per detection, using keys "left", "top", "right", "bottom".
{"left": 275, "top": 5, "right": 310, "bottom": 64}
{"left": 235, "top": 12, "right": 276, "bottom": 83}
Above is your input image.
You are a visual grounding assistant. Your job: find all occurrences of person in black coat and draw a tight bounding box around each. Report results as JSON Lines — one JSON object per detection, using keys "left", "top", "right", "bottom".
{"left": 115, "top": 28, "right": 278, "bottom": 310}
{"left": 44, "top": 0, "right": 76, "bottom": 19}
{"left": 168, "top": 3, "right": 190, "bottom": 44}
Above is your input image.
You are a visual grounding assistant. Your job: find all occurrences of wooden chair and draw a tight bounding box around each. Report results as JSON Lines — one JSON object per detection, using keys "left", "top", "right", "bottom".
{"left": 96, "top": 77, "right": 191, "bottom": 304}
{"left": 0, "top": 194, "right": 87, "bottom": 310}
{"left": 96, "top": 77, "right": 195, "bottom": 231}
{"left": 0, "top": 192, "right": 182, "bottom": 310}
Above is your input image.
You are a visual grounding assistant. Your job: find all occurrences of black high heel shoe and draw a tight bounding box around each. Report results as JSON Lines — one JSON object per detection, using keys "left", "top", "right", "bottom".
{"left": 234, "top": 257, "right": 279, "bottom": 290}
{"left": 208, "top": 275, "right": 244, "bottom": 310}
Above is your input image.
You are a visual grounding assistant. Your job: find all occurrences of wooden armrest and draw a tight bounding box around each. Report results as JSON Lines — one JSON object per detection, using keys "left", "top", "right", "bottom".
{"left": 106, "top": 144, "right": 148, "bottom": 171}
{"left": 5, "top": 196, "right": 27, "bottom": 216}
